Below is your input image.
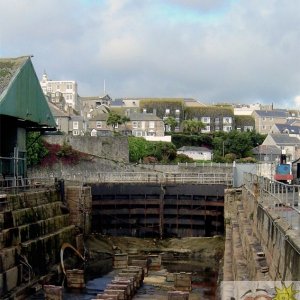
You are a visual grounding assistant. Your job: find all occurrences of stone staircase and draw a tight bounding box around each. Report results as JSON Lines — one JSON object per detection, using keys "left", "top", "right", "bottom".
{"left": 0, "top": 188, "right": 76, "bottom": 299}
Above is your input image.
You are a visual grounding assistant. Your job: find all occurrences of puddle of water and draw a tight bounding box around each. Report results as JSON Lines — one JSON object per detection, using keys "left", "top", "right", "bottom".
{"left": 31, "top": 259, "right": 218, "bottom": 299}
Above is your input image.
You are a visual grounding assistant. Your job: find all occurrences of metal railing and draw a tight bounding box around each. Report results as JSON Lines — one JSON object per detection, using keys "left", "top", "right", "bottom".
{"left": 64, "top": 172, "right": 233, "bottom": 186}
{"left": 177, "top": 162, "right": 233, "bottom": 168}
{"left": 244, "top": 172, "right": 300, "bottom": 211}
{"left": 0, "top": 176, "right": 57, "bottom": 194}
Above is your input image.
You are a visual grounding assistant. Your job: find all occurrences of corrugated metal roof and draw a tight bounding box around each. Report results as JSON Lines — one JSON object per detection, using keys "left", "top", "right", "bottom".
{"left": 0, "top": 56, "right": 56, "bottom": 129}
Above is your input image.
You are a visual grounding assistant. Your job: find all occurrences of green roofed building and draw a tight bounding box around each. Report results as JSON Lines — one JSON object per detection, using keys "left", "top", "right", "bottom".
{"left": 0, "top": 55, "right": 56, "bottom": 179}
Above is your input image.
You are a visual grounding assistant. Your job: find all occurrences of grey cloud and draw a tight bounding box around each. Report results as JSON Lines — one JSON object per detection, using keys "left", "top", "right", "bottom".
{"left": 1, "top": 0, "right": 300, "bottom": 107}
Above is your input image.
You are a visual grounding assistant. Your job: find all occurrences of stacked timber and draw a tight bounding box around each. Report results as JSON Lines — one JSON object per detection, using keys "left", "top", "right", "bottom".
{"left": 113, "top": 253, "right": 128, "bottom": 269}
{"left": 174, "top": 272, "right": 192, "bottom": 291}
{"left": 66, "top": 269, "right": 85, "bottom": 289}
{"left": 93, "top": 266, "right": 144, "bottom": 300}
{"left": 127, "top": 253, "right": 162, "bottom": 274}
{"left": 43, "top": 285, "right": 63, "bottom": 300}
{"left": 167, "top": 291, "right": 190, "bottom": 300}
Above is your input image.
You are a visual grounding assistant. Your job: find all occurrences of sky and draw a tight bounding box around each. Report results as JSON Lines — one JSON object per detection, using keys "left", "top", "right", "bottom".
{"left": 1, "top": 0, "right": 300, "bottom": 108}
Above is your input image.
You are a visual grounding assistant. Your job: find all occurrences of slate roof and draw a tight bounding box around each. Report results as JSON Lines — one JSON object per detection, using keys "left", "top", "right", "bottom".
{"left": 111, "top": 99, "right": 124, "bottom": 106}
{"left": 89, "top": 112, "right": 163, "bottom": 122}
{"left": 48, "top": 102, "right": 69, "bottom": 117}
{"left": 253, "top": 110, "right": 288, "bottom": 118}
{"left": 274, "top": 124, "right": 300, "bottom": 134}
{"left": 252, "top": 145, "right": 281, "bottom": 155}
{"left": 268, "top": 133, "right": 300, "bottom": 145}
{"left": 128, "top": 112, "right": 163, "bottom": 121}
{"left": 178, "top": 146, "right": 212, "bottom": 152}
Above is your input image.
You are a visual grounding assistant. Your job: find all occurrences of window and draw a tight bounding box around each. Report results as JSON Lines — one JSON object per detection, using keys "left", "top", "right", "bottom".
{"left": 73, "top": 130, "right": 79, "bottom": 136}
{"left": 96, "top": 121, "right": 102, "bottom": 129}
{"left": 215, "top": 118, "right": 220, "bottom": 124}
{"left": 223, "top": 117, "right": 232, "bottom": 124}
{"left": 175, "top": 109, "right": 180, "bottom": 114}
{"left": 165, "top": 109, "right": 170, "bottom": 114}
{"left": 223, "top": 126, "right": 232, "bottom": 132}
{"left": 134, "top": 131, "right": 143, "bottom": 137}
{"left": 73, "top": 121, "right": 79, "bottom": 129}
{"left": 132, "top": 121, "right": 138, "bottom": 129}
{"left": 202, "top": 125, "right": 211, "bottom": 132}
{"left": 201, "top": 117, "right": 210, "bottom": 124}
{"left": 148, "top": 131, "right": 155, "bottom": 136}
{"left": 149, "top": 121, "right": 155, "bottom": 129}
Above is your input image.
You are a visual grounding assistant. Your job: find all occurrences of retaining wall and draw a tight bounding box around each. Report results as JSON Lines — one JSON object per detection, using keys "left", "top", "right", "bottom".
{"left": 224, "top": 184, "right": 300, "bottom": 282}
{"left": 0, "top": 189, "right": 76, "bottom": 298}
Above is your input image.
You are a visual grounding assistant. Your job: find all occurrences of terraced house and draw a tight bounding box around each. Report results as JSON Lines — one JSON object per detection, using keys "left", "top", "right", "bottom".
{"left": 89, "top": 110, "right": 164, "bottom": 137}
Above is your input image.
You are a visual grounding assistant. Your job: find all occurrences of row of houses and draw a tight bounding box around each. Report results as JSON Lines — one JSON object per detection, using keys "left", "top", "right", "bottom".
{"left": 40, "top": 72, "right": 300, "bottom": 163}
{"left": 2, "top": 55, "right": 300, "bottom": 169}
{"left": 41, "top": 73, "right": 300, "bottom": 139}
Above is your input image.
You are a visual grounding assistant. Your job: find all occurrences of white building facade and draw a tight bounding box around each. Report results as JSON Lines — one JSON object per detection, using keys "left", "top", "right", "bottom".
{"left": 40, "top": 73, "right": 79, "bottom": 111}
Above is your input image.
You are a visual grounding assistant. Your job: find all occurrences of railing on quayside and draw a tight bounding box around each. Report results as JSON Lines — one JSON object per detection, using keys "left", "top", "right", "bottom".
{"left": 243, "top": 172, "right": 300, "bottom": 257}
{"left": 0, "top": 176, "right": 57, "bottom": 195}
{"left": 177, "top": 162, "right": 233, "bottom": 168}
{"left": 63, "top": 172, "right": 233, "bottom": 186}
{"left": 243, "top": 172, "right": 300, "bottom": 214}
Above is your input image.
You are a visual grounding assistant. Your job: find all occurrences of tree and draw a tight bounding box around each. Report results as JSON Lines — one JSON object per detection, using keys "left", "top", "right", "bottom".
{"left": 212, "top": 130, "right": 266, "bottom": 161}
{"left": 182, "top": 119, "right": 206, "bottom": 135}
{"left": 26, "top": 132, "right": 49, "bottom": 166}
{"left": 128, "top": 137, "right": 152, "bottom": 162}
{"left": 106, "top": 112, "right": 130, "bottom": 132}
{"left": 164, "top": 117, "right": 177, "bottom": 132}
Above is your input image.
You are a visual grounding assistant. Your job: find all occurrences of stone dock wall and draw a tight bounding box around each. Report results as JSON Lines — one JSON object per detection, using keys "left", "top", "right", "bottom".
{"left": 223, "top": 183, "right": 300, "bottom": 282}
{"left": 0, "top": 188, "right": 76, "bottom": 298}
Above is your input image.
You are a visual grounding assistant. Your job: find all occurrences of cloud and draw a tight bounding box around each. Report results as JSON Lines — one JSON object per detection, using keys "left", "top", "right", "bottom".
{"left": 1, "top": 0, "right": 300, "bottom": 107}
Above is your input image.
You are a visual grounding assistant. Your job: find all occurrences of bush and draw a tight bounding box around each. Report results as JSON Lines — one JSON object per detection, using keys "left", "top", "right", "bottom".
{"left": 173, "top": 154, "right": 194, "bottom": 163}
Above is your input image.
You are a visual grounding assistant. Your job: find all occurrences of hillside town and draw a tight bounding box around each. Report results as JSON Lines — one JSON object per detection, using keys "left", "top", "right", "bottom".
{"left": 40, "top": 68, "right": 300, "bottom": 163}
{"left": 1, "top": 56, "right": 300, "bottom": 300}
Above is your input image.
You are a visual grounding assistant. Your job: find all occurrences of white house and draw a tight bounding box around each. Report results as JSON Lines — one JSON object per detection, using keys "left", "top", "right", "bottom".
{"left": 177, "top": 146, "right": 212, "bottom": 161}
